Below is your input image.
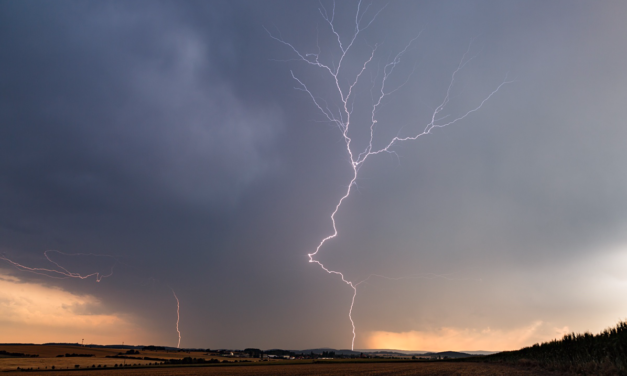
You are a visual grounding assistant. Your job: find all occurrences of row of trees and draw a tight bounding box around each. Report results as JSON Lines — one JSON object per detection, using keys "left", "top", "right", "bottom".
{"left": 0, "top": 350, "right": 38, "bottom": 358}
{"left": 483, "top": 320, "right": 627, "bottom": 375}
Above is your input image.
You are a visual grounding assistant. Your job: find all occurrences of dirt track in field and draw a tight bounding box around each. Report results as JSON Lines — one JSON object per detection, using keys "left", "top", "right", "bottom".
{"left": 1, "top": 361, "right": 556, "bottom": 375}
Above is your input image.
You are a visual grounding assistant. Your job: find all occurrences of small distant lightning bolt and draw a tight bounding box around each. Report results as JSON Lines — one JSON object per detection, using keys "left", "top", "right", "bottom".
{"left": 170, "top": 287, "right": 181, "bottom": 348}
{"left": 0, "top": 250, "right": 118, "bottom": 282}
{"left": 269, "top": 0, "right": 511, "bottom": 350}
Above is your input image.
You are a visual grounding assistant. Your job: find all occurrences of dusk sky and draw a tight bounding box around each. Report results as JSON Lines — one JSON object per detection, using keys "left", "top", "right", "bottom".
{"left": 2, "top": 0, "right": 627, "bottom": 352}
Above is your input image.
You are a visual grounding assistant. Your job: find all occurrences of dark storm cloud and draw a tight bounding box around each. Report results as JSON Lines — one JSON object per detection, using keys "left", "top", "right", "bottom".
{"left": 0, "top": 0, "right": 290, "bottom": 343}
{"left": 0, "top": 1, "right": 282, "bottom": 227}
{"left": 1, "top": 0, "right": 627, "bottom": 350}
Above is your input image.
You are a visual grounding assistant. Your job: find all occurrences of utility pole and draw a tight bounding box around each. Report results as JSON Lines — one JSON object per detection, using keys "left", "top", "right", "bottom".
{"left": 82, "top": 339, "right": 84, "bottom": 347}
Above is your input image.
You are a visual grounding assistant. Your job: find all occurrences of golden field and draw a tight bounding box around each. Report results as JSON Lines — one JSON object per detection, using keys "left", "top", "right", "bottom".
{"left": 0, "top": 345, "right": 557, "bottom": 375}
{"left": 0, "top": 361, "right": 557, "bottom": 375}
{"left": 0, "top": 344, "right": 243, "bottom": 372}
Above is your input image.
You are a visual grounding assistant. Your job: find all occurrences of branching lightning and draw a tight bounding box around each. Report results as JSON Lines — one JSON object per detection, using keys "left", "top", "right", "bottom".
{"left": 268, "top": 0, "right": 511, "bottom": 350}
{"left": 0, "top": 250, "right": 119, "bottom": 282}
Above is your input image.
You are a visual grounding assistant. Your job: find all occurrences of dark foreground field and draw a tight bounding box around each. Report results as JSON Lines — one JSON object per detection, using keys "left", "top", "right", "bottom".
{"left": 2, "top": 362, "right": 555, "bottom": 376}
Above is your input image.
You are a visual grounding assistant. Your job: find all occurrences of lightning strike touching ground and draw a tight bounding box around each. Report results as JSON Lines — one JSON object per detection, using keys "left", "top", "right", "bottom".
{"left": 171, "top": 287, "right": 182, "bottom": 348}
{"left": 269, "top": 0, "right": 511, "bottom": 350}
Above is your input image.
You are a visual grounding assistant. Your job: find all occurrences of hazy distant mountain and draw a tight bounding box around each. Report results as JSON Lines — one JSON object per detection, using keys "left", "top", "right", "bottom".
{"left": 422, "top": 351, "right": 479, "bottom": 358}
{"left": 356, "top": 349, "right": 498, "bottom": 356}
{"left": 354, "top": 348, "right": 427, "bottom": 355}
{"left": 295, "top": 348, "right": 494, "bottom": 358}
{"left": 21, "top": 343, "right": 496, "bottom": 357}
{"left": 295, "top": 348, "right": 362, "bottom": 356}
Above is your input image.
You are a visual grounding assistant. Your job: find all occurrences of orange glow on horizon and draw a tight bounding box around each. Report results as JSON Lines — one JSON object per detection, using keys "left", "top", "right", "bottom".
{"left": 0, "top": 274, "right": 149, "bottom": 345}
{"left": 365, "top": 321, "right": 571, "bottom": 352}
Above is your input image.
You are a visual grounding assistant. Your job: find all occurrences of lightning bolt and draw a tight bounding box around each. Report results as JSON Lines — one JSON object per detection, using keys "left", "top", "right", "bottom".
{"left": 268, "top": 0, "right": 511, "bottom": 350}
{"left": 0, "top": 250, "right": 119, "bottom": 282}
{"left": 170, "top": 287, "right": 181, "bottom": 349}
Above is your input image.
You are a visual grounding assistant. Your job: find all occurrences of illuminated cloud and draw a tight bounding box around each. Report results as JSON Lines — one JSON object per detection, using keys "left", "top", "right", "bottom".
{"left": 365, "top": 321, "right": 571, "bottom": 352}
{"left": 0, "top": 274, "right": 148, "bottom": 344}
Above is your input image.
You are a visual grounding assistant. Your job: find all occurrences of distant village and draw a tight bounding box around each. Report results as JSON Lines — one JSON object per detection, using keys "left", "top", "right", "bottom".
{"left": 139, "top": 346, "right": 468, "bottom": 362}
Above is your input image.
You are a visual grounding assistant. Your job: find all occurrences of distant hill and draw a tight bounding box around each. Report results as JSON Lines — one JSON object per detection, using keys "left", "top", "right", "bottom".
{"left": 293, "top": 348, "right": 361, "bottom": 356}
{"left": 295, "top": 348, "right": 421, "bottom": 356}
{"left": 422, "top": 351, "right": 479, "bottom": 359}
{"left": 355, "top": 348, "right": 497, "bottom": 356}
{"left": 40, "top": 343, "right": 187, "bottom": 351}
{"left": 294, "top": 348, "right": 481, "bottom": 358}
{"left": 461, "top": 351, "right": 498, "bottom": 355}
{"left": 354, "top": 348, "right": 427, "bottom": 355}
{"left": 3, "top": 343, "right": 492, "bottom": 359}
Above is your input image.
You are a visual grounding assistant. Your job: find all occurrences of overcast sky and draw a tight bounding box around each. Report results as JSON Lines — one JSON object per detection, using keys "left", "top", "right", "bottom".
{"left": 1, "top": 0, "right": 627, "bottom": 352}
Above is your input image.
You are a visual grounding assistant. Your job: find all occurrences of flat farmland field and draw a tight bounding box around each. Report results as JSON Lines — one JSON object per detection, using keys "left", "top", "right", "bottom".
{"left": 1, "top": 361, "right": 556, "bottom": 376}
{"left": 0, "top": 345, "right": 238, "bottom": 372}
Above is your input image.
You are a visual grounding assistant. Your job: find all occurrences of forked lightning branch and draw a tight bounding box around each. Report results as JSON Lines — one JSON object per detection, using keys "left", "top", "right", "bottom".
{"left": 268, "top": 0, "right": 510, "bottom": 350}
